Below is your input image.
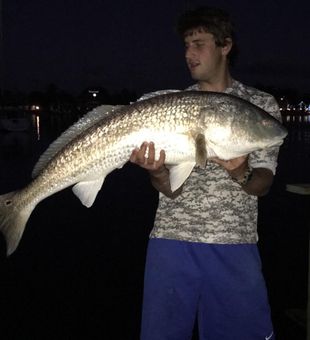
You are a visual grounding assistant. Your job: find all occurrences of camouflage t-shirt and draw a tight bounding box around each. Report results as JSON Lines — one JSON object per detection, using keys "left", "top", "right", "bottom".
{"left": 141, "top": 80, "right": 282, "bottom": 244}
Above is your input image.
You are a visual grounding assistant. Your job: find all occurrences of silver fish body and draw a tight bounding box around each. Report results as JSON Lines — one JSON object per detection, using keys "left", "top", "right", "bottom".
{"left": 0, "top": 91, "right": 287, "bottom": 255}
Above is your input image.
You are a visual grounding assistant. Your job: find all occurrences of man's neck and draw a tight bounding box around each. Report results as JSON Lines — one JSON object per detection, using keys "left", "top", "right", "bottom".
{"left": 198, "top": 73, "right": 233, "bottom": 92}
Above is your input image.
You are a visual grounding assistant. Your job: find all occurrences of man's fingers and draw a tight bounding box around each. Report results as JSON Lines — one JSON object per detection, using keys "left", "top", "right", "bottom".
{"left": 145, "top": 142, "right": 156, "bottom": 165}
{"left": 135, "top": 142, "right": 147, "bottom": 163}
{"left": 130, "top": 142, "right": 166, "bottom": 170}
{"left": 158, "top": 149, "right": 166, "bottom": 165}
{"left": 129, "top": 148, "right": 138, "bottom": 163}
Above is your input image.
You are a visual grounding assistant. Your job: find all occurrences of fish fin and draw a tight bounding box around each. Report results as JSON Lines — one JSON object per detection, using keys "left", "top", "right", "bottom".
{"left": 0, "top": 191, "right": 34, "bottom": 256}
{"left": 72, "top": 177, "right": 105, "bottom": 208}
{"left": 32, "top": 104, "right": 124, "bottom": 178}
{"left": 138, "top": 89, "right": 180, "bottom": 101}
{"left": 169, "top": 162, "right": 196, "bottom": 192}
{"left": 206, "top": 146, "right": 218, "bottom": 158}
{"left": 195, "top": 133, "right": 207, "bottom": 167}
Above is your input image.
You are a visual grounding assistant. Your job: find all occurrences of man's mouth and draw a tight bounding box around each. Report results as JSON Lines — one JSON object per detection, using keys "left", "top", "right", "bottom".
{"left": 187, "top": 61, "right": 200, "bottom": 70}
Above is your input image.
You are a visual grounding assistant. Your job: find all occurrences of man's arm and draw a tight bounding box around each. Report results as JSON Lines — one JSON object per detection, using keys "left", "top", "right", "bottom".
{"left": 129, "top": 142, "right": 182, "bottom": 198}
{"left": 213, "top": 156, "right": 274, "bottom": 197}
{"left": 131, "top": 142, "right": 274, "bottom": 198}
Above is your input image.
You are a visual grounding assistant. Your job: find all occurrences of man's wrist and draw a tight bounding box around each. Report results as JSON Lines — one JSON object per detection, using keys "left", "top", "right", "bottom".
{"left": 149, "top": 166, "right": 168, "bottom": 178}
{"left": 231, "top": 166, "right": 253, "bottom": 185}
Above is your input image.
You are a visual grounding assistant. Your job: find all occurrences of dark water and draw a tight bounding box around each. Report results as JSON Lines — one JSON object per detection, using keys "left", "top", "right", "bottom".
{"left": 0, "top": 116, "right": 308, "bottom": 339}
{"left": 257, "top": 121, "right": 310, "bottom": 340}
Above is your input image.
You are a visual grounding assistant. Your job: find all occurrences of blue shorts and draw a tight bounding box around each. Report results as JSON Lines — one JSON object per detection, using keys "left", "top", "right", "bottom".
{"left": 140, "top": 238, "right": 274, "bottom": 340}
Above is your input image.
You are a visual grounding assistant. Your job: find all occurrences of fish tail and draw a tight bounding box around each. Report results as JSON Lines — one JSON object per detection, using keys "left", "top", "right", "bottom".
{"left": 0, "top": 191, "right": 33, "bottom": 256}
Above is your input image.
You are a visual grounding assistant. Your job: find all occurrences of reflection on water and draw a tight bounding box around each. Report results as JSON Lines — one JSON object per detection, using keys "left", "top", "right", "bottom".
{"left": 283, "top": 113, "right": 310, "bottom": 124}
{"left": 35, "top": 114, "right": 40, "bottom": 140}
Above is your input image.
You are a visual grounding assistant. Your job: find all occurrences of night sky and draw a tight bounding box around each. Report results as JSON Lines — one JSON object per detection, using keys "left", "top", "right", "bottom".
{"left": 2, "top": 0, "right": 310, "bottom": 96}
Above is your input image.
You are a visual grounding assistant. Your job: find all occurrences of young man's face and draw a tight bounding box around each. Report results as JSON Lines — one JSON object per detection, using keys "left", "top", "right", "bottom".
{"left": 184, "top": 28, "right": 231, "bottom": 83}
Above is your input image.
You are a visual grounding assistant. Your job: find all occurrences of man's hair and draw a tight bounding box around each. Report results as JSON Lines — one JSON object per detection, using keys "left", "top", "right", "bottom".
{"left": 176, "top": 6, "right": 237, "bottom": 60}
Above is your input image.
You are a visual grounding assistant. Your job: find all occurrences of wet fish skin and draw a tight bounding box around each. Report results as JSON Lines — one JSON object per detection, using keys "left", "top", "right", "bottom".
{"left": 0, "top": 91, "right": 287, "bottom": 255}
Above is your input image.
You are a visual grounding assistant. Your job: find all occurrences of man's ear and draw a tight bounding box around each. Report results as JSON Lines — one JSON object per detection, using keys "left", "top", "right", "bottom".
{"left": 222, "top": 38, "right": 233, "bottom": 56}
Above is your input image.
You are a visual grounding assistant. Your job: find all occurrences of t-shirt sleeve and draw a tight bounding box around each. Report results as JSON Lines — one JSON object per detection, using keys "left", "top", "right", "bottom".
{"left": 249, "top": 94, "right": 283, "bottom": 174}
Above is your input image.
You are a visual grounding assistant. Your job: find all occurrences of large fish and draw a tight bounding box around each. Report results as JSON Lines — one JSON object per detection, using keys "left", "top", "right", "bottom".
{"left": 0, "top": 91, "right": 287, "bottom": 255}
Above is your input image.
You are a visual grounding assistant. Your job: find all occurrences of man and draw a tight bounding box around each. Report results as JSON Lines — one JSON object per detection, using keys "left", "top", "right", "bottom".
{"left": 130, "top": 6, "right": 280, "bottom": 340}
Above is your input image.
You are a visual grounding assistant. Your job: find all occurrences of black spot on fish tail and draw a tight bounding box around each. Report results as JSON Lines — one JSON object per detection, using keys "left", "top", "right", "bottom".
{"left": 0, "top": 191, "right": 33, "bottom": 256}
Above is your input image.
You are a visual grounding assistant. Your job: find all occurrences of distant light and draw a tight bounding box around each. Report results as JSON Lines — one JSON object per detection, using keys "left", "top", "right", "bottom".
{"left": 36, "top": 106, "right": 40, "bottom": 110}
{"left": 88, "top": 90, "right": 99, "bottom": 98}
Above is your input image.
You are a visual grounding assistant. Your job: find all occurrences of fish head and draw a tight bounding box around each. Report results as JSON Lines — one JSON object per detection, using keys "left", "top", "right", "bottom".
{"left": 253, "top": 117, "right": 288, "bottom": 148}
{"left": 196, "top": 94, "right": 288, "bottom": 158}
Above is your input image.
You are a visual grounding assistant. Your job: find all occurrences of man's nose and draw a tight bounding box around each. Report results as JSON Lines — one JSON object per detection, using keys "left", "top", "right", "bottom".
{"left": 185, "top": 46, "right": 195, "bottom": 59}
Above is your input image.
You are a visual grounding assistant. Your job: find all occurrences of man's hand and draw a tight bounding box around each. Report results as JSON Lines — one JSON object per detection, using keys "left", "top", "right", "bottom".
{"left": 130, "top": 142, "right": 181, "bottom": 198}
{"left": 211, "top": 155, "right": 249, "bottom": 183}
{"left": 210, "top": 155, "right": 249, "bottom": 182}
{"left": 130, "top": 142, "right": 166, "bottom": 171}
{"left": 211, "top": 155, "right": 273, "bottom": 196}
